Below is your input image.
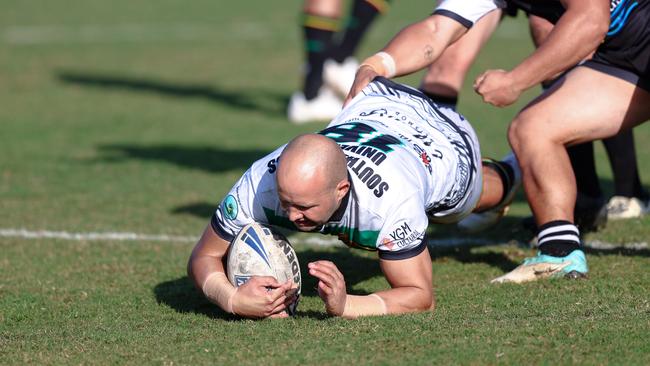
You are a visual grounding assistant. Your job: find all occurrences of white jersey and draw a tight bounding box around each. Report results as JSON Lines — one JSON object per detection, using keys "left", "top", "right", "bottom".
{"left": 434, "top": 0, "right": 505, "bottom": 28}
{"left": 213, "top": 78, "right": 482, "bottom": 260}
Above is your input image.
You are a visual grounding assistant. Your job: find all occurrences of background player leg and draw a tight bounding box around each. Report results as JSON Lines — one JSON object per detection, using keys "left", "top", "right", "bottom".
{"left": 600, "top": 130, "right": 650, "bottom": 219}
{"left": 288, "top": 0, "right": 344, "bottom": 124}
{"left": 419, "top": 7, "right": 501, "bottom": 110}
{"left": 324, "top": 0, "right": 391, "bottom": 96}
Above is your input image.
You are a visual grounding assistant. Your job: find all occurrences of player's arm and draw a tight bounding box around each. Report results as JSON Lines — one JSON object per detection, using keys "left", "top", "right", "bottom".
{"left": 475, "top": 0, "right": 610, "bottom": 106}
{"left": 308, "top": 247, "right": 433, "bottom": 319}
{"left": 187, "top": 224, "right": 295, "bottom": 318}
{"left": 344, "top": 14, "right": 470, "bottom": 105}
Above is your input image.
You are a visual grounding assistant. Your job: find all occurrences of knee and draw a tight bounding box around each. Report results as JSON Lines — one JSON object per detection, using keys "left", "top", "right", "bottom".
{"left": 507, "top": 111, "right": 545, "bottom": 155}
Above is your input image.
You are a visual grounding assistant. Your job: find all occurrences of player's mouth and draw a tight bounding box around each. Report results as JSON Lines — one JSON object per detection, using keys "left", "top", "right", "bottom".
{"left": 295, "top": 219, "right": 317, "bottom": 230}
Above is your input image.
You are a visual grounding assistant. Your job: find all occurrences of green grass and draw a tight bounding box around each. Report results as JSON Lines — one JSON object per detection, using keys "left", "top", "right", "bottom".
{"left": 1, "top": 1, "right": 649, "bottom": 364}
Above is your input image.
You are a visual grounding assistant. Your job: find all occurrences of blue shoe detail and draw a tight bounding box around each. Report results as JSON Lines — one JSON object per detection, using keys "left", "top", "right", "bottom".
{"left": 523, "top": 249, "right": 588, "bottom": 277}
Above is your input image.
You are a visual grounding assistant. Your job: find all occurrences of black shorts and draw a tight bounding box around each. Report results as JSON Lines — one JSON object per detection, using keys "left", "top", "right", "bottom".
{"left": 506, "top": 0, "right": 565, "bottom": 23}
{"left": 581, "top": 59, "right": 650, "bottom": 93}
{"left": 591, "top": 0, "right": 650, "bottom": 91}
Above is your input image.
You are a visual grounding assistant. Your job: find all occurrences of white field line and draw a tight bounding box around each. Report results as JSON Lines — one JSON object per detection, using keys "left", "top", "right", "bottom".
{"left": 0, "top": 228, "right": 197, "bottom": 243}
{"left": 1, "top": 228, "right": 647, "bottom": 251}
{"left": 2, "top": 22, "right": 273, "bottom": 45}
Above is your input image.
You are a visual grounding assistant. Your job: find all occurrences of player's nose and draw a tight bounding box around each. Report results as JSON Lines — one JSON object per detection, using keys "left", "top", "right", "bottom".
{"left": 287, "top": 207, "right": 303, "bottom": 221}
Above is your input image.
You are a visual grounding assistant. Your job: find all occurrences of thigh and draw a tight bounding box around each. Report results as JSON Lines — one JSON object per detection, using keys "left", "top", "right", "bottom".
{"left": 516, "top": 66, "right": 650, "bottom": 146}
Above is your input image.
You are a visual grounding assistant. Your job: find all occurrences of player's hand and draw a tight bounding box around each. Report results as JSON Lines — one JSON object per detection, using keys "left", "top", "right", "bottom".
{"left": 473, "top": 69, "right": 522, "bottom": 107}
{"left": 231, "top": 276, "right": 294, "bottom": 318}
{"left": 266, "top": 284, "right": 300, "bottom": 319}
{"left": 308, "top": 261, "right": 347, "bottom": 316}
{"left": 343, "top": 65, "right": 378, "bottom": 107}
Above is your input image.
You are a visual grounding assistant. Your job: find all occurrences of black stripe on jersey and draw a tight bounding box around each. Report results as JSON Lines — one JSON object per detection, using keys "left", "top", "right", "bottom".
{"left": 371, "top": 77, "right": 479, "bottom": 212}
{"left": 432, "top": 9, "right": 473, "bottom": 28}
{"left": 378, "top": 237, "right": 428, "bottom": 260}
{"left": 211, "top": 212, "right": 235, "bottom": 242}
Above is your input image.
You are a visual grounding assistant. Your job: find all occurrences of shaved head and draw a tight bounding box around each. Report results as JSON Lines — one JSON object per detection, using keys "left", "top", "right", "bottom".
{"left": 278, "top": 134, "right": 347, "bottom": 190}
{"left": 276, "top": 134, "right": 349, "bottom": 231}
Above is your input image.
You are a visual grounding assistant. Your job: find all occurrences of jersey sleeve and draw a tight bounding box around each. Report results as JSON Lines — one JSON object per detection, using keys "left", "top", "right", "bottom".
{"left": 376, "top": 194, "right": 429, "bottom": 260}
{"left": 434, "top": 0, "right": 505, "bottom": 28}
{"left": 211, "top": 167, "right": 258, "bottom": 242}
{"left": 211, "top": 147, "right": 285, "bottom": 241}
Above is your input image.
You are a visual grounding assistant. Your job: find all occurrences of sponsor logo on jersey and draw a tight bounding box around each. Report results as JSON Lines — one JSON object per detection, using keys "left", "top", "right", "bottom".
{"left": 382, "top": 237, "right": 395, "bottom": 250}
{"left": 346, "top": 156, "right": 389, "bottom": 198}
{"left": 385, "top": 222, "right": 424, "bottom": 249}
{"left": 319, "top": 121, "right": 403, "bottom": 153}
{"left": 223, "top": 194, "right": 239, "bottom": 220}
{"left": 267, "top": 158, "right": 278, "bottom": 173}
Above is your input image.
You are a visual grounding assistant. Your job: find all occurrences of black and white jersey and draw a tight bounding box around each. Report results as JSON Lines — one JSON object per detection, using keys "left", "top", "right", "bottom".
{"left": 212, "top": 78, "right": 482, "bottom": 260}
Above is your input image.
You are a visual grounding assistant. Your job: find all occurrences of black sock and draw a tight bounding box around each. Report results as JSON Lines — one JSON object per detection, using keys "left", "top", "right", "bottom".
{"left": 537, "top": 220, "right": 581, "bottom": 257}
{"left": 602, "top": 130, "right": 648, "bottom": 199}
{"left": 420, "top": 90, "right": 458, "bottom": 111}
{"left": 568, "top": 142, "right": 602, "bottom": 199}
{"left": 330, "top": 0, "right": 389, "bottom": 63}
{"left": 302, "top": 13, "right": 339, "bottom": 100}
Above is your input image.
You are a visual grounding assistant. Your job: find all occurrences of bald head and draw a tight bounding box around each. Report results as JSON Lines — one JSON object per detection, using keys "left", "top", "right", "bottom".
{"left": 275, "top": 134, "right": 349, "bottom": 230}
{"left": 277, "top": 134, "right": 348, "bottom": 192}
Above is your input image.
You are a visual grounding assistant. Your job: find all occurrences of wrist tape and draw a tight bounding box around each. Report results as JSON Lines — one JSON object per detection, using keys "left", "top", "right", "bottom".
{"left": 342, "top": 294, "right": 388, "bottom": 318}
{"left": 360, "top": 51, "right": 396, "bottom": 78}
{"left": 202, "top": 272, "right": 238, "bottom": 314}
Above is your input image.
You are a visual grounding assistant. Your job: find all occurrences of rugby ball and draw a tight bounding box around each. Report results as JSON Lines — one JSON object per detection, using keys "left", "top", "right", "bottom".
{"left": 226, "top": 222, "right": 301, "bottom": 315}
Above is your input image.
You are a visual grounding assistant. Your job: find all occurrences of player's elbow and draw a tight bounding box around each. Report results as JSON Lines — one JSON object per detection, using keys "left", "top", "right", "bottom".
{"left": 587, "top": 17, "right": 609, "bottom": 45}
{"left": 575, "top": 9, "right": 610, "bottom": 48}
{"left": 422, "top": 292, "right": 436, "bottom": 313}
{"left": 186, "top": 256, "right": 198, "bottom": 289}
{"left": 405, "top": 287, "right": 436, "bottom": 313}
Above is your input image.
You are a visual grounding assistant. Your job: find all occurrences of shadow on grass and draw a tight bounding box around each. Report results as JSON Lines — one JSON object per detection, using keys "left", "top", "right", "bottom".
{"left": 154, "top": 248, "right": 382, "bottom": 320}
{"left": 171, "top": 202, "right": 215, "bottom": 219}
{"left": 97, "top": 144, "right": 270, "bottom": 174}
{"left": 430, "top": 248, "right": 522, "bottom": 273}
{"left": 583, "top": 246, "right": 650, "bottom": 257}
{"left": 153, "top": 276, "right": 237, "bottom": 321}
{"left": 57, "top": 70, "right": 289, "bottom": 117}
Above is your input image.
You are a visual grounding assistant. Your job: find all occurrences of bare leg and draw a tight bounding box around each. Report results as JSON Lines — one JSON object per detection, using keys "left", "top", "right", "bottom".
{"left": 508, "top": 66, "right": 650, "bottom": 226}
{"left": 419, "top": 8, "right": 501, "bottom": 100}
{"left": 474, "top": 165, "right": 504, "bottom": 212}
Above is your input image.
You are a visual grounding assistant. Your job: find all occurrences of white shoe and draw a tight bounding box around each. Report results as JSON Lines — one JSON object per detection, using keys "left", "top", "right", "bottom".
{"left": 323, "top": 57, "right": 359, "bottom": 97}
{"left": 600, "top": 196, "right": 646, "bottom": 220}
{"left": 287, "top": 87, "right": 343, "bottom": 124}
{"left": 457, "top": 152, "right": 522, "bottom": 233}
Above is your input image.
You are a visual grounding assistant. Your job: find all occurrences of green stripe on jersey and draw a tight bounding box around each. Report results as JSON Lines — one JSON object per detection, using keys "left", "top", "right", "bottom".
{"left": 321, "top": 225, "right": 379, "bottom": 251}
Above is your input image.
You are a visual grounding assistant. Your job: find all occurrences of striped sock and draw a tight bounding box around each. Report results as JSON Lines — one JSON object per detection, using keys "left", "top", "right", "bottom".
{"left": 537, "top": 220, "right": 581, "bottom": 257}
{"left": 330, "top": 0, "right": 389, "bottom": 63}
{"left": 302, "top": 13, "right": 340, "bottom": 100}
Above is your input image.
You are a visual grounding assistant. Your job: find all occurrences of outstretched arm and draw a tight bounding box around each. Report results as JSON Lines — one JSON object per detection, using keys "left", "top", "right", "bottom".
{"left": 344, "top": 14, "right": 470, "bottom": 105}
{"left": 308, "top": 246, "right": 434, "bottom": 318}
{"left": 188, "top": 224, "right": 296, "bottom": 318}
{"left": 475, "top": 0, "right": 610, "bottom": 106}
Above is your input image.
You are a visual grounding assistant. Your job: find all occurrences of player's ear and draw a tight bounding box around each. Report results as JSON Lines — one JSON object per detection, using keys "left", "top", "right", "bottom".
{"left": 335, "top": 179, "right": 350, "bottom": 200}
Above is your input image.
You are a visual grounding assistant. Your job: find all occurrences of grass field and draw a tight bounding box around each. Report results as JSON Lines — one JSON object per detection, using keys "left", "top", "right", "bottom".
{"left": 1, "top": 1, "right": 649, "bottom": 364}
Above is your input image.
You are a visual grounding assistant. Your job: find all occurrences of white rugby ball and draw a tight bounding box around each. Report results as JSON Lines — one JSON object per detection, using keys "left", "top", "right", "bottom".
{"left": 226, "top": 222, "right": 301, "bottom": 315}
